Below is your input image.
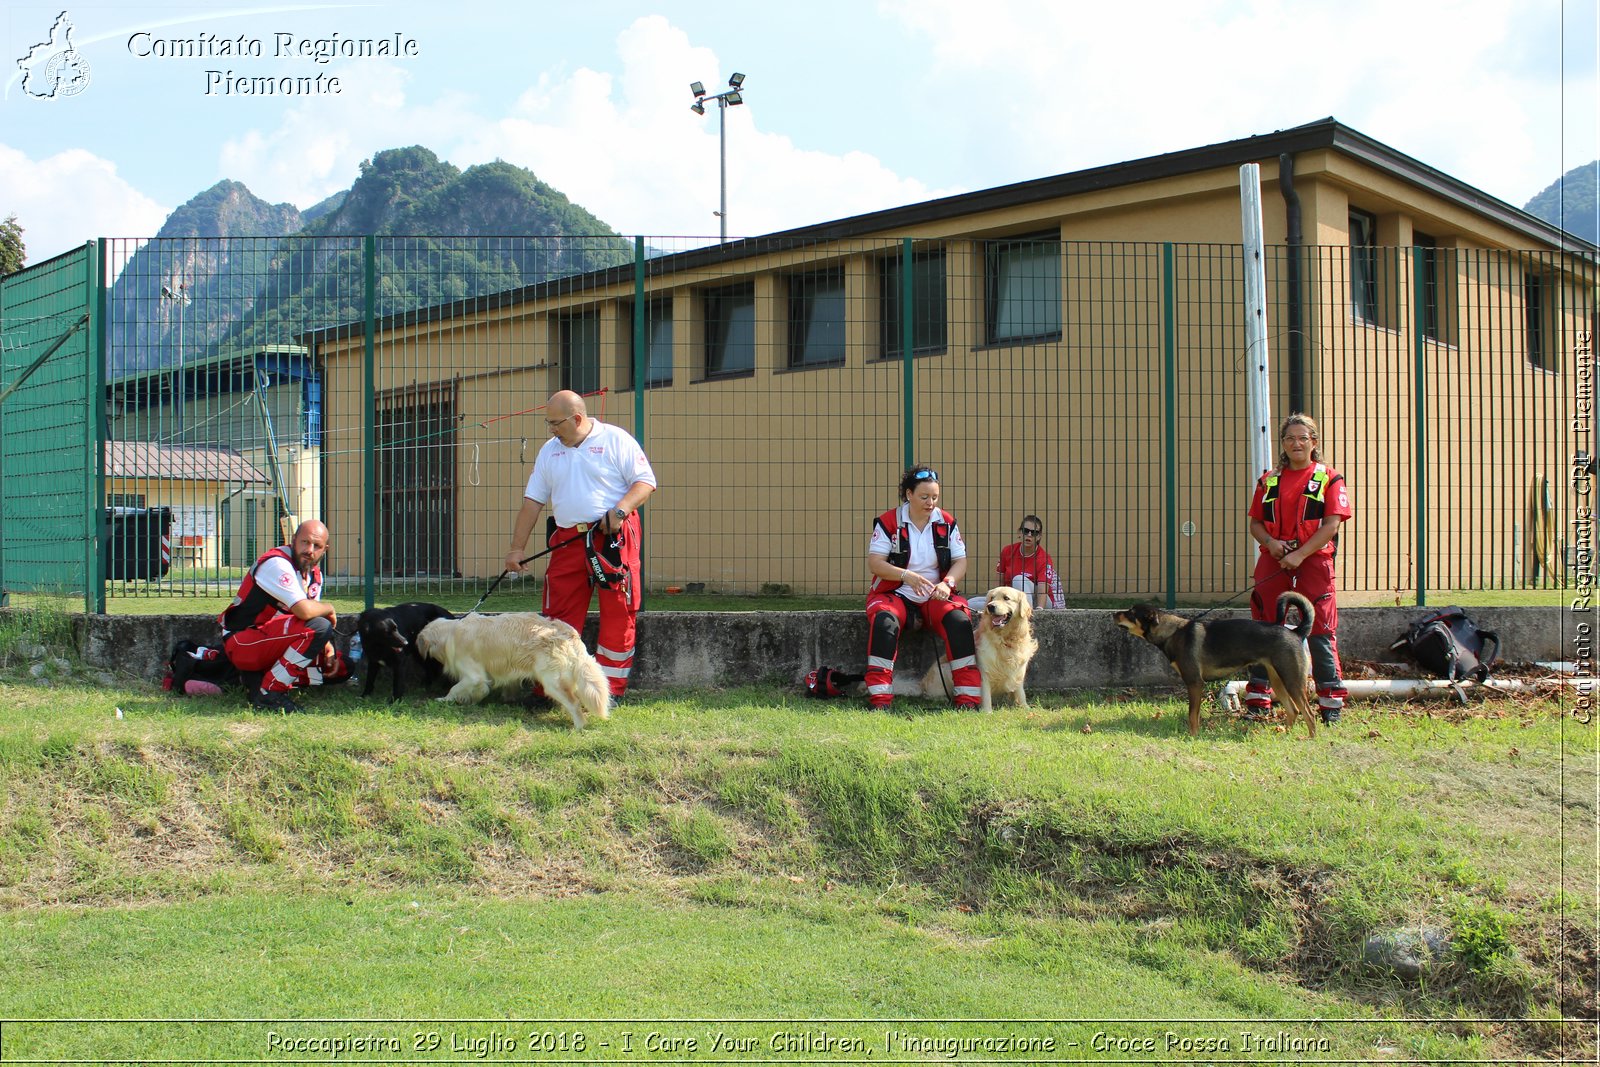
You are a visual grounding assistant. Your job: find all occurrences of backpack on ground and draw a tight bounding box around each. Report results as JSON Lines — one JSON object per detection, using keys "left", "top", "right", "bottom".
{"left": 1389, "top": 607, "right": 1500, "bottom": 683}
{"left": 804, "top": 666, "right": 865, "bottom": 699}
{"left": 163, "top": 638, "right": 240, "bottom": 696}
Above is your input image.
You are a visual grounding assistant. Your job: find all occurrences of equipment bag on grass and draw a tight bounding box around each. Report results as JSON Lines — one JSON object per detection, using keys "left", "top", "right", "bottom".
{"left": 804, "top": 666, "right": 865, "bottom": 698}
{"left": 1389, "top": 607, "right": 1500, "bottom": 683}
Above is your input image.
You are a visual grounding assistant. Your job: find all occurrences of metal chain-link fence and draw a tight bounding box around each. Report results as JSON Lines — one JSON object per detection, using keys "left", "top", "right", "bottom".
{"left": 3, "top": 235, "right": 1591, "bottom": 609}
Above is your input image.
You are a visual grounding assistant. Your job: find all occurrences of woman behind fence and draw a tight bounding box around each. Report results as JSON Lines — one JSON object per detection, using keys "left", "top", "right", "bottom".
{"left": 969, "top": 514, "right": 1065, "bottom": 614}
{"left": 1246, "top": 413, "right": 1352, "bottom": 724}
{"left": 863, "top": 464, "right": 980, "bottom": 710}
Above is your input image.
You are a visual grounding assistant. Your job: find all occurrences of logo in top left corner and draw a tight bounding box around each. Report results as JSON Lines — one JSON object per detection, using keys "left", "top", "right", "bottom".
{"left": 17, "top": 11, "right": 91, "bottom": 99}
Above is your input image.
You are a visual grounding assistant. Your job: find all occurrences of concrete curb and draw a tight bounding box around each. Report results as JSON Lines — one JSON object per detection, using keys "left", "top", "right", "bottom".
{"left": 70, "top": 606, "right": 1574, "bottom": 692}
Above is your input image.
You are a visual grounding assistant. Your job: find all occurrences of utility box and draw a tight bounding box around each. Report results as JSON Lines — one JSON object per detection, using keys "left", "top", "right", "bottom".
{"left": 105, "top": 506, "right": 172, "bottom": 581}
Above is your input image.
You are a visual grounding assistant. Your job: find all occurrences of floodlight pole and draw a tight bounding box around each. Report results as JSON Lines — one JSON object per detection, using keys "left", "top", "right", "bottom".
{"left": 691, "top": 73, "right": 747, "bottom": 243}
{"left": 162, "top": 282, "right": 191, "bottom": 440}
{"left": 718, "top": 101, "right": 728, "bottom": 242}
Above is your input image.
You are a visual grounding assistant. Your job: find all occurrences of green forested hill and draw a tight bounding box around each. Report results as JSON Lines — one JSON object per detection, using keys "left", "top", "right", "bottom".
{"left": 1523, "top": 160, "right": 1599, "bottom": 245}
{"left": 110, "top": 147, "right": 630, "bottom": 375}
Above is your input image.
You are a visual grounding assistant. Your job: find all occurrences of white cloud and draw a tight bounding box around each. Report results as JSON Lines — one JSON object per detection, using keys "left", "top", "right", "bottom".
{"left": 881, "top": 0, "right": 1593, "bottom": 207}
{"left": 0, "top": 144, "right": 168, "bottom": 262}
{"left": 212, "top": 14, "right": 957, "bottom": 240}
{"left": 216, "top": 62, "right": 484, "bottom": 211}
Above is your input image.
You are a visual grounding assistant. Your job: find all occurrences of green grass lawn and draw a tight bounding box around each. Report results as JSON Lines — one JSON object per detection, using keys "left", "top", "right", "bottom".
{"left": 0, "top": 611, "right": 1594, "bottom": 1065}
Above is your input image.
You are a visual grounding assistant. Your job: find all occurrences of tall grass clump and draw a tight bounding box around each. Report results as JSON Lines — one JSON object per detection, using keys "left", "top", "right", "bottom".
{"left": 0, "top": 601, "right": 77, "bottom": 668}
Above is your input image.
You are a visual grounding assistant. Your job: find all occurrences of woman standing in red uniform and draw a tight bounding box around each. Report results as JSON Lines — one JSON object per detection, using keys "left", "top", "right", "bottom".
{"left": 1245, "top": 413, "right": 1353, "bottom": 724}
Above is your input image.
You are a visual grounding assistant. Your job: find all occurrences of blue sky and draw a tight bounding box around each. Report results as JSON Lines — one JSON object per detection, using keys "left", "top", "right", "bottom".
{"left": 3, "top": 0, "right": 1596, "bottom": 263}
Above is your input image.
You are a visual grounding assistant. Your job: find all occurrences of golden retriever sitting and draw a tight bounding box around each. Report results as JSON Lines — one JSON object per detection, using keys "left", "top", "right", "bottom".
{"left": 415, "top": 613, "right": 610, "bottom": 729}
{"left": 919, "top": 586, "right": 1039, "bottom": 710}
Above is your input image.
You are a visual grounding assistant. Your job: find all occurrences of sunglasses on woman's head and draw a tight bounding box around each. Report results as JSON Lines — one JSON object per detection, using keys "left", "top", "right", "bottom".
{"left": 1019, "top": 527, "right": 1041, "bottom": 536}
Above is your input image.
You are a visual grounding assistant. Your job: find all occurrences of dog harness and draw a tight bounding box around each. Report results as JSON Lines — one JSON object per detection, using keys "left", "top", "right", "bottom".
{"left": 220, "top": 546, "right": 323, "bottom": 634}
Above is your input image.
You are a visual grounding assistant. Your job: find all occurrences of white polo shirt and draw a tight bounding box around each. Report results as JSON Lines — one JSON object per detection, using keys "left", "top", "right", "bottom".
{"left": 525, "top": 420, "right": 657, "bottom": 528}
{"left": 868, "top": 503, "right": 967, "bottom": 604}
{"left": 252, "top": 553, "right": 313, "bottom": 610}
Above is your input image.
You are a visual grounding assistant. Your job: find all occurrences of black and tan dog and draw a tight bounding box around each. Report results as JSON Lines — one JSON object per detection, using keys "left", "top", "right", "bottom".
{"left": 1112, "top": 591, "right": 1317, "bottom": 737}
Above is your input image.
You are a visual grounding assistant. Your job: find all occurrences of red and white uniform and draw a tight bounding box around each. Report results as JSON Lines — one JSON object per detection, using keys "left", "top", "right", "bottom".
{"left": 995, "top": 542, "right": 1065, "bottom": 608}
{"left": 525, "top": 420, "right": 657, "bottom": 697}
{"left": 1248, "top": 462, "right": 1351, "bottom": 634}
{"left": 220, "top": 546, "right": 346, "bottom": 694}
{"left": 865, "top": 504, "right": 980, "bottom": 709}
{"left": 1247, "top": 462, "right": 1352, "bottom": 713}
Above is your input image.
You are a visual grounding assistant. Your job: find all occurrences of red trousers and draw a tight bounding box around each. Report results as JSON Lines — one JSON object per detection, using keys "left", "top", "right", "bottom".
{"left": 1251, "top": 551, "right": 1338, "bottom": 636}
{"left": 542, "top": 515, "right": 641, "bottom": 697}
{"left": 864, "top": 590, "right": 980, "bottom": 708}
{"left": 224, "top": 614, "right": 348, "bottom": 694}
{"left": 1247, "top": 552, "right": 1346, "bottom": 711}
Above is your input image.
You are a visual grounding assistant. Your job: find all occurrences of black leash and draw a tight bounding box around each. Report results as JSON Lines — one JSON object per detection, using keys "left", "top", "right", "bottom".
{"left": 466, "top": 526, "right": 597, "bottom": 615}
{"left": 1184, "top": 571, "right": 1282, "bottom": 624}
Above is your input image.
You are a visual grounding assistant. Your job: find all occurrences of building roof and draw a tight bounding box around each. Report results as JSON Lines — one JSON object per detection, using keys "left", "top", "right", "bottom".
{"left": 107, "top": 344, "right": 311, "bottom": 390}
{"left": 106, "top": 441, "right": 269, "bottom": 483}
{"left": 301, "top": 117, "right": 1597, "bottom": 347}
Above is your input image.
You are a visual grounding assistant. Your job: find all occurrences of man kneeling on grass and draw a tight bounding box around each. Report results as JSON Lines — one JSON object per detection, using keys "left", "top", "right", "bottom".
{"left": 216, "top": 519, "right": 348, "bottom": 713}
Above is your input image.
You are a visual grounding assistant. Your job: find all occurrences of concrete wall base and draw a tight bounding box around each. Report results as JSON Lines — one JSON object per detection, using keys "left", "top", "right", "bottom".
{"left": 70, "top": 606, "right": 1573, "bottom": 693}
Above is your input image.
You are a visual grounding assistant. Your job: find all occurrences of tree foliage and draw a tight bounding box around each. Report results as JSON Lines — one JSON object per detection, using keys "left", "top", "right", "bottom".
{"left": 0, "top": 214, "right": 25, "bottom": 276}
{"left": 1523, "top": 161, "right": 1599, "bottom": 245}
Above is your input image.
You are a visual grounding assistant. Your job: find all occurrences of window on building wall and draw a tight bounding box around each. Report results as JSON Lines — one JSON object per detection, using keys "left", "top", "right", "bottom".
{"left": 1414, "top": 232, "right": 1454, "bottom": 344}
{"left": 559, "top": 310, "right": 600, "bottom": 395}
{"left": 1525, "top": 271, "right": 1557, "bottom": 372}
{"left": 107, "top": 493, "right": 147, "bottom": 508}
{"left": 703, "top": 283, "right": 755, "bottom": 379}
{"left": 787, "top": 266, "right": 847, "bottom": 368}
{"left": 1349, "top": 210, "right": 1379, "bottom": 322}
{"left": 879, "top": 249, "right": 947, "bottom": 358}
{"left": 619, "top": 299, "right": 673, "bottom": 389}
{"left": 985, "top": 233, "right": 1061, "bottom": 345}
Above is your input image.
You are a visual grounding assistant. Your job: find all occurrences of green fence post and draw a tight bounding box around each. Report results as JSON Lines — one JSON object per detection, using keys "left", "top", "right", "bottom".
{"left": 0, "top": 267, "right": 6, "bottom": 609}
{"left": 901, "top": 238, "right": 915, "bottom": 471}
{"left": 633, "top": 236, "right": 646, "bottom": 602}
{"left": 363, "top": 235, "right": 377, "bottom": 611}
{"left": 633, "top": 237, "right": 645, "bottom": 445}
{"left": 1162, "top": 242, "right": 1178, "bottom": 609}
{"left": 1412, "top": 245, "right": 1427, "bottom": 607}
{"left": 89, "top": 240, "right": 107, "bottom": 614}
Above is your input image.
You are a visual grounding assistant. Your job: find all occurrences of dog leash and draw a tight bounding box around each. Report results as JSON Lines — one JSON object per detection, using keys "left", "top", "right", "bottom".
{"left": 465, "top": 526, "right": 597, "bottom": 615}
{"left": 1184, "top": 571, "right": 1281, "bottom": 624}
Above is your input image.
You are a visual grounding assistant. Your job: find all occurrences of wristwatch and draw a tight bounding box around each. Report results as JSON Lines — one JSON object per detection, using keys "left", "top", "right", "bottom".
{"left": 612, "top": 507, "right": 627, "bottom": 522}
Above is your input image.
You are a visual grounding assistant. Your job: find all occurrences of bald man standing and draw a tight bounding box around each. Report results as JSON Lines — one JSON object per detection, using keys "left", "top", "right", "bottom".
{"left": 504, "top": 391, "right": 657, "bottom": 699}
{"left": 220, "top": 519, "right": 347, "bottom": 712}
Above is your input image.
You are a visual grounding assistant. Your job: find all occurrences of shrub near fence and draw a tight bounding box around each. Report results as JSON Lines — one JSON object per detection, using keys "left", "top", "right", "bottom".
{"left": 0, "top": 235, "right": 1591, "bottom": 609}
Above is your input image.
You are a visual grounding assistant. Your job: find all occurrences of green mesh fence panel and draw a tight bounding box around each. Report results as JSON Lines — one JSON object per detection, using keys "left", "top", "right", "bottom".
{"left": 84, "top": 234, "right": 1594, "bottom": 607}
{"left": 0, "top": 244, "right": 95, "bottom": 602}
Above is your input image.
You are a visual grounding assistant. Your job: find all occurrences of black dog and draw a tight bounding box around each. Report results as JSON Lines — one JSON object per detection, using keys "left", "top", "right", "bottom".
{"left": 1112, "top": 591, "right": 1318, "bottom": 737}
{"left": 356, "top": 602, "right": 455, "bottom": 701}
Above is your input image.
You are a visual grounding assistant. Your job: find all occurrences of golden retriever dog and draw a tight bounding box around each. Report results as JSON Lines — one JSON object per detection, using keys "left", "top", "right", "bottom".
{"left": 919, "top": 586, "right": 1039, "bottom": 710}
{"left": 415, "top": 613, "right": 610, "bottom": 729}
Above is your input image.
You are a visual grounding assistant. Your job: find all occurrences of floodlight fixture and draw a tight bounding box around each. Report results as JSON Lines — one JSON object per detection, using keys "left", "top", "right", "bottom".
{"left": 689, "top": 70, "right": 750, "bottom": 242}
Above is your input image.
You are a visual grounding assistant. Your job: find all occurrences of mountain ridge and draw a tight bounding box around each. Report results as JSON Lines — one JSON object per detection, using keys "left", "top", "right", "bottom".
{"left": 109, "top": 147, "right": 630, "bottom": 376}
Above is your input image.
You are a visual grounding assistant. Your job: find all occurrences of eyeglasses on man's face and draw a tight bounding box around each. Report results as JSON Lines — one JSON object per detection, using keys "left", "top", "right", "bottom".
{"left": 545, "top": 414, "right": 576, "bottom": 430}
